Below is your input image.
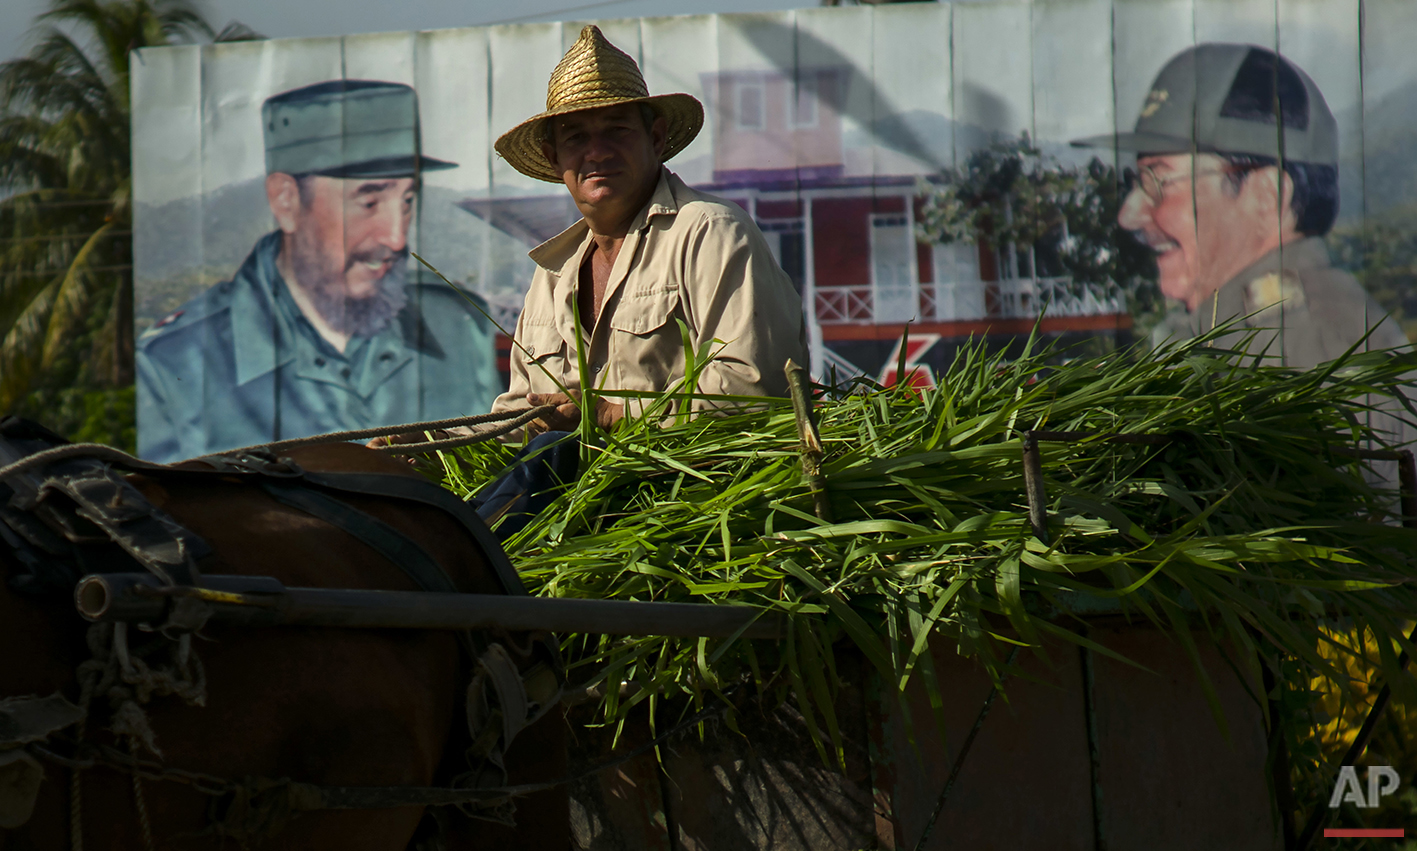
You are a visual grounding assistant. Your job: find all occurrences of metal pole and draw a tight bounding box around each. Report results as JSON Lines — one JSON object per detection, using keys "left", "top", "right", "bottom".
{"left": 75, "top": 573, "right": 784, "bottom": 640}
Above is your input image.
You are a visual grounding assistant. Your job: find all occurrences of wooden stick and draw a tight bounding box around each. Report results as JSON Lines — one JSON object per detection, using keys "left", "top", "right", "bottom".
{"left": 1021, "top": 431, "right": 1049, "bottom": 544}
{"left": 785, "top": 359, "right": 834, "bottom": 523}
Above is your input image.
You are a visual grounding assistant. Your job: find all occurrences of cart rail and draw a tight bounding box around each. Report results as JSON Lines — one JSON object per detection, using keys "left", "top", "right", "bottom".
{"left": 75, "top": 572, "right": 784, "bottom": 639}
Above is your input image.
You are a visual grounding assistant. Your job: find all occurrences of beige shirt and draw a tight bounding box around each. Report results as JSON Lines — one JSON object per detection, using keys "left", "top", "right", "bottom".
{"left": 492, "top": 168, "right": 809, "bottom": 419}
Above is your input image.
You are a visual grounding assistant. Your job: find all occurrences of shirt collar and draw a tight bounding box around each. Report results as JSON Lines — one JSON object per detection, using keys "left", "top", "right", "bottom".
{"left": 526, "top": 166, "right": 682, "bottom": 275}
{"left": 625, "top": 166, "right": 681, "bottom": 234}
{"left": 231, "top": 231, "right": 299, "bottom": 387}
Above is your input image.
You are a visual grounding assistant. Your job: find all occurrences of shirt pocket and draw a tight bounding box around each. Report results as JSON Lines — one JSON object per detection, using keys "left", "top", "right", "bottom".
{"left": 609, "top": 285, "right": 682, "bottom": 337}
{"left": 517, "top": 316, "right": 566, "bottom": 365}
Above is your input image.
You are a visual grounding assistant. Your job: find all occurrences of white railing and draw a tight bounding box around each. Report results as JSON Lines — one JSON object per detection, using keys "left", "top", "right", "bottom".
{"left": 814, "top": 278, "right": 1125, "bottom": 325}
{"left": 927, "top": 280, "right": 988, "bottom": 321}
{"left": 814, "top": 286, "right": 873, "bottom": 323}
{"left": 987, "top": 277, "right": 1126, "bottom": 319}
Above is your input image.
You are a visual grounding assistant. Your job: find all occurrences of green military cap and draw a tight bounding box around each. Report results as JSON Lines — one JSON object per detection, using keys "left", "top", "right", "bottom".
{"left": 262, "top": 80, "right": 457, "bottom": 178}
{"left": 1072, "top": 43, "right": 1338, "bottom": 167}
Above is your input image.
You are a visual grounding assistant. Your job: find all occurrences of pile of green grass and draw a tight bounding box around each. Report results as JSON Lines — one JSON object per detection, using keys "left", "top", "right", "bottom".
{"left": 434, "top": 331, "right": 1417, "bottom": 765}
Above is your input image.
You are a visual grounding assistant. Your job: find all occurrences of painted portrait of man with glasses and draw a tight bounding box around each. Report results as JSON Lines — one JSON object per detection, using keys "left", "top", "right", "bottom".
{"left": 1075, "top": 43, "right": 1409, "bottom": 368}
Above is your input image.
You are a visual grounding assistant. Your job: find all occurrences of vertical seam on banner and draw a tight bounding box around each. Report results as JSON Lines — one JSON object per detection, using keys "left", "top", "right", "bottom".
{"left": 792, "top": 9, "right": 800, "bottom": 206}
{"left": 947, "top": 0, "right": 958, "bottom": 345}
{"left": 483, "top": 28, "right": 497, "bottom": 351}
{"left": 1028, "top": 0, "right": 1039, "bottom": 286}
{"left": 1110, "top": 0, "right": 1121, "bottom": 488}
{"left": 1358, "top": 0, "right": 1371, "bottom": 364}
{"left": 198, "top": 44, "right": 218, "bottom": 448}
{"left": 1274, "top": 0, "right": 1287, "bottom": 366}
{"left": 1028, "top": 0, "right": 1037, "bottom": 158}
{"left": 414, "top": 34, "right": 427, "bottom": 419}
{"left": 949, "top": 2, "right": 957, "bottom": 176}
{"left": 271, "top": 38, "right": 284, "bottom": 440}
{"left": 635, "top": 16, "right": 645, "bottom": 71}
{"left": 1191, "top": 0, "right": 1203, "bottom": 337}
{"left": 1354, "top": 0, "right": 1365, "bottom": 361}
{"left": 1356, "top": 0, "right": 1374, "bottom": 443}
{"left": 791, "top": 9, "right": 811, "bottom": 375}
{"left": 861, "top": 4, "right": 872, "bottom": 206}
{"left": 1109, "top": 0, "right": 1119, "bottom": 243}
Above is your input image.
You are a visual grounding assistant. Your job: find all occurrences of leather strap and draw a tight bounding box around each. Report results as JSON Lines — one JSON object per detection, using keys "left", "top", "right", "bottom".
{"left": 258, "top": 481, "right": 480, "bottom": 659}
{"left": 296, "top": 472, "right": 525, "bottom": 597}
{"left": 168, "top": 452, "right": 524, "bottom": 598}
{"left": 42, "top": 467, "right": 205, "bottom": 586}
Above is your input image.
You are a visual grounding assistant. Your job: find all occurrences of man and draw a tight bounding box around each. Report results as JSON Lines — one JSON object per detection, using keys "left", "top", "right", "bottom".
{"left": 1073, "top": 43, "right": 1409, "bottom": 369}
{"left": 421, "top": 25, "right": 806, "bottom": 537}
{"left": 138, "top": 80, "right": 499, "bottom": 462}
{"left": 489, "top": 25, "right": 808, "bottom": 434}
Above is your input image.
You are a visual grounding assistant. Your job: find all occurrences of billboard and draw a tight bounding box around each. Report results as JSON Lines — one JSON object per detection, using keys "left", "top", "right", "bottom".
{"left": 132, "top": 0, "right": 1417, "bottom": 461}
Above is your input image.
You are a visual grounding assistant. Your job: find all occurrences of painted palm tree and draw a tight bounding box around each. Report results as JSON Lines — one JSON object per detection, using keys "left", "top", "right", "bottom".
{"left": 0, "top": 0, "right": 259, "bottom": 441}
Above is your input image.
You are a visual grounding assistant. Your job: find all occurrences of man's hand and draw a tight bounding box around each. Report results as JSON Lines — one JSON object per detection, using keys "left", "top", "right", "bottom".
{"left": 527, "top": 391, "right": 624, "bottom": 434}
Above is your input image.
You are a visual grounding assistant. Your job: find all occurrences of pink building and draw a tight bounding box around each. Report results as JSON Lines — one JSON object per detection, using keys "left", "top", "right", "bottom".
{"left": 698, "top": 67, "right": 1131, "bottom": 381}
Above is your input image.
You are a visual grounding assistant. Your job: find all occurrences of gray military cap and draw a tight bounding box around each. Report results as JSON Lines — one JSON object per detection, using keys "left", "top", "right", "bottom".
{"left": 262, "top": 80, "right": 456, "bottom": 178}
{"left": 1072, "top": 43, "right": 1338, "bottom": 166}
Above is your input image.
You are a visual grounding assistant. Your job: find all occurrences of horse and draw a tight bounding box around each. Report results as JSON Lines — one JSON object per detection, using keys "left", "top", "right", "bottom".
{"left": 0, "top": 425, "right": 568, "bottom": 850}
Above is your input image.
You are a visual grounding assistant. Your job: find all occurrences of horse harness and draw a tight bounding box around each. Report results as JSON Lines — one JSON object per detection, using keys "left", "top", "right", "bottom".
{"left": 0, "top": 416, "right": 564, "bottom": 843}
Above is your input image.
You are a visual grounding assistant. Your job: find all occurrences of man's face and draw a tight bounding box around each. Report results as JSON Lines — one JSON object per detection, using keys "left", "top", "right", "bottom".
{"left": 283, "top": 175, "right": 416, "bottom": 335}
{"left": 1117, "top": 153, "right": 1285, "bottom": 311}
{"left": 543, "top": 104, "right": 667, "bottom": 221}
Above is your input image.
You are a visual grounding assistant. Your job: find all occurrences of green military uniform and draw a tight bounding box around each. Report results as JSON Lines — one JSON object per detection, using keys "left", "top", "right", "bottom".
{"left": 1150, "top": 237, "right": 1409, "bottom": 368}
{"left": 137, "top": 231, "right": 498, "bottom": 461}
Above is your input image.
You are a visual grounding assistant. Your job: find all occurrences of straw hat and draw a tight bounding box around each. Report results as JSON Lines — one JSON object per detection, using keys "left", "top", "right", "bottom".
{"left": 495, "top": 25, "right": 704, "bottom": 183}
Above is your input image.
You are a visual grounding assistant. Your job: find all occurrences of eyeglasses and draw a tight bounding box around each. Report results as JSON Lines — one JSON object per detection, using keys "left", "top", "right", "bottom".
{"left": 1122, "top": 163, "right": 1252, "bottom": 205}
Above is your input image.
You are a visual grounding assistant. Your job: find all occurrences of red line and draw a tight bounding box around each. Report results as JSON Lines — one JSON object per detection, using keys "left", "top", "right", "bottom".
{"left": 1324, "top": 828, "right": 1406, "bottom": 838}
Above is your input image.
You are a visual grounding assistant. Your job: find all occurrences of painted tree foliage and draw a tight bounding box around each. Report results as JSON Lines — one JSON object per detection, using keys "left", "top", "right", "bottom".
{"left": 0, "top": 0, "right": 258, "bottom": 448}
{"left": 915, "top": 135, "right": 1163, "bottom": 340}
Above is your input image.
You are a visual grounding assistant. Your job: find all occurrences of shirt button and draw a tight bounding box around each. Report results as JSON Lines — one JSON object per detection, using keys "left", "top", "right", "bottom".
{"left": 380, "top": 352, "right": 393, "bottom": 361}
{"left": 341, "top": 367, "right": 352, "bottom": 379}
{"left": 314, "top": 357, "right": 326, "bottom": 367}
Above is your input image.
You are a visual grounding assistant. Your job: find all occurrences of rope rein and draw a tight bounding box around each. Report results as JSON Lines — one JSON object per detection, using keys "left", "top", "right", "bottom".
{"left": 130, "top": 738, "right": 157, "bottom": 851}
{"left": 242, "top": 406, "right": 556, "bottom": 455}
{"left": 0, "top": 443, "right": 152, "bottom": 484}
{"left": 0, "top": 407, "right": 555, "bottom": 483}
{"left": 366, "top": 407, "right": 555, "bottom": 455}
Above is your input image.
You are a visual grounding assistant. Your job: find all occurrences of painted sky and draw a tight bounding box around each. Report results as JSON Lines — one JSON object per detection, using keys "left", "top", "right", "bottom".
{"left": 0, "top": 0, "right": 810, "bottom": 64}
{"left": 129, "top": 0, "right": 1406, "bottom": 208}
